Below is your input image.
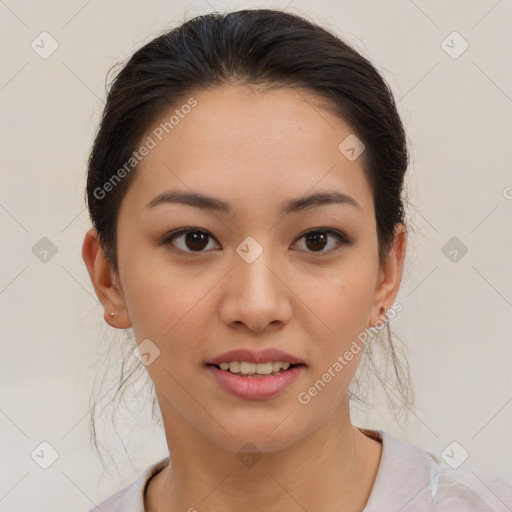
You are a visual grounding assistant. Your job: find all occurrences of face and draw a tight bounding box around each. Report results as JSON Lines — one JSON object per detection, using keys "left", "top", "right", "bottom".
{"left": 87, "top": 85, "right": 405, "bottom": 454}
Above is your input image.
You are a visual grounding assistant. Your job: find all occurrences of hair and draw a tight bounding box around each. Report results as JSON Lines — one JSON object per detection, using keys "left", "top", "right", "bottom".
{"left": 85, "top": 8, "right": 414, "bottom": 469}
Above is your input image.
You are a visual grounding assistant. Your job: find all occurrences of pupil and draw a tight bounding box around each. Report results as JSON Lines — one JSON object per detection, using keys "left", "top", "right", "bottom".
{"left": 186, "top": 232, "right": 208, "bottom": 251}
{"left": 306, "top": 231, "right": 327, "bottom": 251}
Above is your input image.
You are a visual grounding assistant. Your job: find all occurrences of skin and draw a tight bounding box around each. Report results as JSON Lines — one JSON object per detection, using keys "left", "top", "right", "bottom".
{"left": 82, "top": 84, "right": 406, "bottom": 512}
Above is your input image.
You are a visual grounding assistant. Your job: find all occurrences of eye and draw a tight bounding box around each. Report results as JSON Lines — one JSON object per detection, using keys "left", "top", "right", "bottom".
{"left": 291, "top": 229, "right": 348, "bottom": 254}
{"left": 161, "top": 228, "right": 220, "bottom": 253}
{"left": 162, "top": 227, "right": 349, "bottom": 255}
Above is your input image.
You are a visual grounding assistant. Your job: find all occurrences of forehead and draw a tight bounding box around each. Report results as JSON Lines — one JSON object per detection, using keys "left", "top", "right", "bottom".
{"left": 156, "top": 84, "right": 349, "bottom": 153}
{"left": 122, "top": 84, "right": 373, "bottom": 215}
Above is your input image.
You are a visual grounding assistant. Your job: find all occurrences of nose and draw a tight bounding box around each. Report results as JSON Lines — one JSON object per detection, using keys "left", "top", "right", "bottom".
{"left": 219, "top": 244, "right": 293, "bottom": 333}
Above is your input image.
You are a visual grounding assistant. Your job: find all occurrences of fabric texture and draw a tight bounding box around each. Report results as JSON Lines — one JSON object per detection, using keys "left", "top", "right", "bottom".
{"left": 89, "top": 429, "right": 512, "bottom": 511}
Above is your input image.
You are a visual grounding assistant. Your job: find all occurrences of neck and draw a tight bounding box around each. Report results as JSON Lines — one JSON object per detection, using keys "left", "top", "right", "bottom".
{"left": 145, "top": 401, "right": 382, "bottom": 512}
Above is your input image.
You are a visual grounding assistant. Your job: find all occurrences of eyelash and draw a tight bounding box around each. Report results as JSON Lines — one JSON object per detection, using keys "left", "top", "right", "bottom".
{"left": 161, "top": 227, "right": 349, "bottom": 256}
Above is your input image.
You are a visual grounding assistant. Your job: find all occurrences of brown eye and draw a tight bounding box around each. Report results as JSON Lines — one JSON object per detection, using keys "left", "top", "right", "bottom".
{"left": 162, "top": 227, "right": 348, "bottom": 255}
{"left": 292, "top": 229, "right": 347, "bottom": 254}
{"left": 162, "top": 228, "right": 219, "bottom": 253}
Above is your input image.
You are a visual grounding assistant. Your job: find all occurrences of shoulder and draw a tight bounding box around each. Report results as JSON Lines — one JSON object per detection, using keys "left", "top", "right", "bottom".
{"left": 433, "top": 459, "right": 512, "bottom": 511}
{"left": 363, "top": 429, "right": 512, "bottom": 512}
{"left": 88, "top": 457, "right": 170, "bottom": 512}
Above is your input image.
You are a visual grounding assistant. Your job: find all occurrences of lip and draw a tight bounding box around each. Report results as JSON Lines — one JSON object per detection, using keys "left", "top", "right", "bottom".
{"left": 206, "top": 348, "right": 305, "bottom": 365}
{"left": 206, "top": 364, "right": 305, "bottom": 399}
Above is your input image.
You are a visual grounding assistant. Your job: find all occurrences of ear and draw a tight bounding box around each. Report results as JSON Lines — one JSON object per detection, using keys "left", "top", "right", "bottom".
{"left": 82, "top": 228, "right": 131, "bottom": 329}
{"left": 370, "top": 224, "right": 407, "bottom": 326}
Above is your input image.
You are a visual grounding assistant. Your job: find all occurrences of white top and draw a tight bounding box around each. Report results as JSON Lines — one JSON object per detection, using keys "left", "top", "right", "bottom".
{"left": 89, "top": 429, "right": 512, "bottom": 511}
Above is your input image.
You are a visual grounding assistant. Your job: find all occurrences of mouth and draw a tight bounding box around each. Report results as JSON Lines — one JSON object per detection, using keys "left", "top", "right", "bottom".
{"left": 206, "top": 361, "right": 306, "bottom": 377}
{"left": 204, "top": 348, "right": 306, "bottom": 398}
{"left": 205, "top": 361, "right": 306, "bottom": 399}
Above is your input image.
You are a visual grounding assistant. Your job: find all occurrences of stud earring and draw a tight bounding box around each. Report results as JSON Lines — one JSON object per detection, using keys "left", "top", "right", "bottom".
{"left": 110, "top": 311, "right": 114, "bottom": 317}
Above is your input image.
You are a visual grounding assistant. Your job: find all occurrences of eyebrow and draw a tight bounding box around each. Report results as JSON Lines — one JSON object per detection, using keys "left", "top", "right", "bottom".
{"left": 146, "top": 189, "right": 361, "bottom": 214}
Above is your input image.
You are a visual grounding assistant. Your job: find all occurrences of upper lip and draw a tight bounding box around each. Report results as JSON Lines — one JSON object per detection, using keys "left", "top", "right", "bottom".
{"left": 207, "top": 348, "right": 305, "bottom": 366}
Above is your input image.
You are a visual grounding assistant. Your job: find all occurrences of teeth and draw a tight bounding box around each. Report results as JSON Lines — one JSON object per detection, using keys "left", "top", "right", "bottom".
{"left": 240, "top": 362, "right": 256, "bottom": 374}
{"left": 220, "top": 362, "right": 235, "bottom": 371}
{"left": 217, "top": 361, "right": 293, "bottom": 375}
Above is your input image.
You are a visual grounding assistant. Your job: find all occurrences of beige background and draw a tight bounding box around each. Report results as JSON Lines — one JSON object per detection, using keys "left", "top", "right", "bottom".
{"left": 1, "top": 0, "right": 511, "bottom": 510}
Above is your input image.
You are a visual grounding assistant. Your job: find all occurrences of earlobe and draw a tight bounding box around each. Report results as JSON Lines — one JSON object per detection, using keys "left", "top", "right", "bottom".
{"left": 82, "top": 228, "right": 131, "bottom": 329}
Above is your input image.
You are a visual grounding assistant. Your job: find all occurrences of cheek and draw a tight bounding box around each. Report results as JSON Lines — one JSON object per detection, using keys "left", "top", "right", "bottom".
{"left": 120, "top": 252, "right": 221, "bottom": 370}
{"left": 303, "top": 257, "right": 378, "bottom": 344}
{"left": 118, "top": 245, "right": 192, "bottom": 337}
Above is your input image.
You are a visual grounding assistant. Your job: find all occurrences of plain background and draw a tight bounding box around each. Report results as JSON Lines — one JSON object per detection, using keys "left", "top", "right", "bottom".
{"left": 1, "top": 0, "right": 511, "bottom": 510}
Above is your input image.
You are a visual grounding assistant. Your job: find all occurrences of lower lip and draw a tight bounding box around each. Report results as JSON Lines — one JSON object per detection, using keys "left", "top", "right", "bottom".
{"left": 206, "top": 365, "right": 304, "bottom": 399}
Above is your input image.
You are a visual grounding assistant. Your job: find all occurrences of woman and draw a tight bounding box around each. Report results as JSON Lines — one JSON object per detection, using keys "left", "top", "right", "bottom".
{"left": 82, "top": 9, "right": 512, "bottom": 512}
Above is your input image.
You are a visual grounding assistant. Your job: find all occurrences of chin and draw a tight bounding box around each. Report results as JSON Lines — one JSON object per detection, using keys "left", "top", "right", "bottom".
{"left": 201, "top": 413, "right": 316, "bottom": 455}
